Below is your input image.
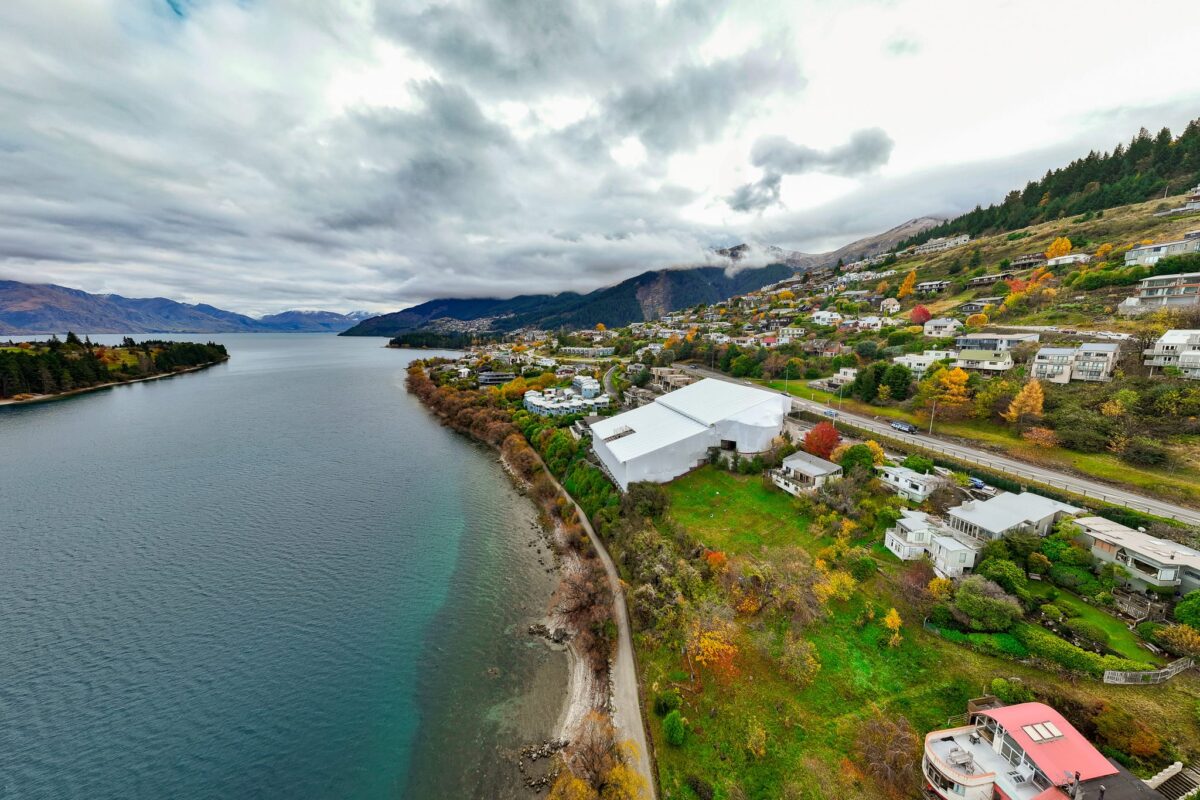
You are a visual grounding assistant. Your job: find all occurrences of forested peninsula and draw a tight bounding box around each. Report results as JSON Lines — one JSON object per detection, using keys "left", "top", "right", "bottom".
{"left": 0, "top": 333, "right": 228, "bottom": 402}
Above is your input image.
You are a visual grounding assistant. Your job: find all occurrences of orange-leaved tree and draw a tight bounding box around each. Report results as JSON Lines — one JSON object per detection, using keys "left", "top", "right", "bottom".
{"left": 897, "top": 270, "right": 917, "bottom": 299}
{"left": 1045, "top": 237, "right": 1072, "bottom": 259}
{"left": 804, "top": 421, "right": 841, "bottom": 459}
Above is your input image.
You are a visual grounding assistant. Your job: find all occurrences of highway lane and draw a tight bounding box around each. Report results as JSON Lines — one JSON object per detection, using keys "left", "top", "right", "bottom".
{"left": 686, "top": 365, "right": 1200, "bottom": 526}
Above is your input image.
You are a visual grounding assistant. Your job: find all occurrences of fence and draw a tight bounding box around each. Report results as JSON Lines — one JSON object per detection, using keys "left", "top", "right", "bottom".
{"left": 1103, "top": 657, "right": 1195, "bottom": 685}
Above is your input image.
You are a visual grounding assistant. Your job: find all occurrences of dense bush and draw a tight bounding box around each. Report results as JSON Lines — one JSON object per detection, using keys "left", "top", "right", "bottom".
{"left": 1014, "top": 624, "right": 1152, "bottom": 677}
{"left": 654, "top": 690, "right": 682, "bottom": 717}
{"left": 663, "top": 710, "right": 687, "bottom": 747}
{"left": 1063, "top": 618, "right": 1109, "bottom": 650}
{"left": 1176, "top": 591, "right": 1200, "bottom": 629}
{"left": 952, "top": 576, "right": 1023, "bottom": 632}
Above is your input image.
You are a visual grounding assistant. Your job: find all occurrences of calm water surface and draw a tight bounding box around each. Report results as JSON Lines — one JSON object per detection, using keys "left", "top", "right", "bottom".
{"left": 0, "top": 334, "right": 566, "bottom": 799}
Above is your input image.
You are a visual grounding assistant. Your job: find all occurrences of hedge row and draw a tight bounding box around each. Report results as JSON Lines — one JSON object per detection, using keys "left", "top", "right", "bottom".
{"left": 1013, "top": 623, "right": 1153, "bottom": 677}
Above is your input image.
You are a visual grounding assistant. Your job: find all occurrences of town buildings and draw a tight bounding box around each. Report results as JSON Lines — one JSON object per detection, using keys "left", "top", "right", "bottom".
{"left": 477, "top": 370, "right": 517, "bottom": 386}
{"left": 892, "top": 350, "right": 956, "bottom": 378}
{"left": 810, "top": 310, "right": 843, "bottom": 326}
{"left": 946, "top": 492, "right": 1081, "bottom": 542}
{"left": 1030, "top": 342, "right": 1120, "bottom": 384}
{"left": 770, "top": 451, "right": 843, "bottom": 495}
{"left": 880, "top": 297, "right": 901, "bottom": 314}
{"left": 1072, "top": 516, "right": 1200, "bottom": 595}
{"left": 523, "top": 388, "right": 611, "bottom": 416}
{"left": 914, "top": 234, "right": 970, "bottom": 255}
{"left": 916, "top": 280, "right": 952, "bottom": 294}
{"left": 590, "top": 379, "right": 790, "bottom": 490}
{"left": 923, "top": 701, "right": 1167, "bottom": 800}
{"left": 1143, "top": 329, "right": 1200, "bottom": 378}
{"left": 1045, "top": 253, "right": 1092, "bottom": 268}
{"left": 559, "top": 345, "right": 616, "bottom": 358}
{"left": 1118, "top": 270, "right": 1200, "bottom": 315}
{"left": 968, "top": 270, "right": 1017, "bottom": 287}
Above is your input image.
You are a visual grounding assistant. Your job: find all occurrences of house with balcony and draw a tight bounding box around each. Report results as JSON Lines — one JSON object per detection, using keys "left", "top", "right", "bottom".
{"left": 880, "top": 297, "right": 901, "bottom": 314}
{"left": 917, "top": 279, "right": 952, "bottom": 294}
{"left": 1030, "top": 342, "right": 1119, "bottom": 384}
{"left": 969, "top": 270, "right": 1018, "bottom": 287}
{"left": 884, "top": 509, "right": 982, "bottom": 578}
{"left": 925, "top": 317, "right": 964, "bottom": 337}
{"left": 1072, "top": 516, "right": 1200, "bottom": 596}
{"left": 1124, "top": 232, "right": 1200, "bottom": 266}
{"left": 893, "top": 350, "right": 957, "bottom": 378}
{"left": 952, "top": 350, "right": 1015, "bottom": 373}
{"left": 914, "top": 234, "right": 970, "bottom": 255}
{"left": 770, "top": 450, "right": 842, "bottom": 496}
{"left": 1045, "top": 252, "right": 1092, "bottom": 268}
{"left": 955, "top": 332, "right": 1040, "bottom": 351}
{"left": 923, "top": 701, "right": 1167, "bottom": 800}
{"left": 877, "top": 465, "right": 946, "bottom": 503}
{"left": 1144, "top": 329, "right": 1200, "bottom": 379}
{"left": 947, "top": 492, "right": 1081, "bottom": 542}
{"left": 959, "top": 297, "right": 1002, "bottom": 314}
{"left": 1118, "top": 270, "right": 1200, "bottom": 315}
{"left": 810, "top": 310, "right": 843, "bottom": 326}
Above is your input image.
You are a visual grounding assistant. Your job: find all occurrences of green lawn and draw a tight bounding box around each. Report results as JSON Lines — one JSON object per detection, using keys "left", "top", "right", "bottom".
{"left": 758, "top": 379, "right": 1200, "bottom": 507}
{"left": 663, "top": 467, "right": 814, "bottom": 555}
{"left": 1028, "top": 582, "right": 1164, "bottom": 665}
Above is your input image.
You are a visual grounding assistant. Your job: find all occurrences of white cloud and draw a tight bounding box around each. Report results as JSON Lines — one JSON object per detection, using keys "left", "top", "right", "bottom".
{"left": 0, "top": 0, "right": 1197, "bottom": 315}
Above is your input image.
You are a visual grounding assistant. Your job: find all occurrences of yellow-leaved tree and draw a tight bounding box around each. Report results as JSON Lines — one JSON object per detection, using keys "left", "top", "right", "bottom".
{"left": 928, "top": 577, "right": 953, "bottom": 600}
{"left": 898, "top": 270, "right": 917, "bottom": 299}
{"left": 1045, "top": 237, "right": 1072, "bottom": 259}
{"left": 595, "top": 322, "right": 606, "bottom": 332}
{"left": 933, "top": 367, "right": 971, "bottom": 408}
{"left": 965, "top": 313, "right": 988, "bottom": 327}
{"left": 865, "top": 440, "right": 887, "bottom": 465}
{"left": 1002, "top": 379, "right": 1045, "bottom": 424}
{"left": 1095, "top": 243, "right": 1113, "bottom": 261}
{"left": 884, "top": 607, "right": 903, "bottom": 647}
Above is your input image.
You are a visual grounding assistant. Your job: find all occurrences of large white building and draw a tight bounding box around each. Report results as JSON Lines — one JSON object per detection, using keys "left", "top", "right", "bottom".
{"left": 947, "top": 492, "right": 1081, "bottom": 542}
{"left": 590, "top": 379, "right": 790, "bottom": 490}
{"left": 1143, "top": 329, "right": 1200, "bottom": 379}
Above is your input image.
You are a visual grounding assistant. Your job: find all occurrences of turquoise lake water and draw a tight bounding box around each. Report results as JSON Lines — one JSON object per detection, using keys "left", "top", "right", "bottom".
{"left": 0, "top": 334, "right": 566, "bottom": 799}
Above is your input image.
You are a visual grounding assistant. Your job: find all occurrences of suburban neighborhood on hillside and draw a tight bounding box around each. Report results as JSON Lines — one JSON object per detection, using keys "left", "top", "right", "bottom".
{"left": 409, "top": 154, "right": 1200, "bottom": 799}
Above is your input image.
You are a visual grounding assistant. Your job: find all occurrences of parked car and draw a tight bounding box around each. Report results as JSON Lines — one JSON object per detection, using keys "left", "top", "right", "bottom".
{"left": 969, "top": 477, "right": 988, "bottom": 490}
{"left": 890, "top": 421, "right": 918, "bottom": 434}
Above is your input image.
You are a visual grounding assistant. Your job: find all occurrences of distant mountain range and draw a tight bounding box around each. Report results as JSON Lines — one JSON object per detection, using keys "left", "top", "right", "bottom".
{"left": 0, "top": 281, "right": 370, "bottom": 335}
{"left": 342, "top": 217, "right": 940, "bottom": 337}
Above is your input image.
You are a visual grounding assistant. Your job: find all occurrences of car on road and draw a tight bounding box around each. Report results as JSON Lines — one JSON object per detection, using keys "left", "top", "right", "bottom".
{"left": 890, "top": 421, "right": 918, "bottom": 434}
{"left": 823, "top": 409, "right": 839, "bottom": 418}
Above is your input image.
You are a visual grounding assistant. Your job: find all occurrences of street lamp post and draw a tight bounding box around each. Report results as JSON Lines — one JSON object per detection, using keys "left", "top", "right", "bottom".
{"left": 928, "top": 398, "right": 938, "bottom": 435}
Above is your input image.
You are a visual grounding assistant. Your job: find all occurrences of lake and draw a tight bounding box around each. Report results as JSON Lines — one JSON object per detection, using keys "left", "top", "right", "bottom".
{"left": 0, "top": 333, "right": 566, "bottom": 799}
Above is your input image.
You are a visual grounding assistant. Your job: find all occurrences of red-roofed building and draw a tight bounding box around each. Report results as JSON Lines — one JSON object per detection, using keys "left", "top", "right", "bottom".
{"left": 923, "top": 702, "right": 1165, "bottom": 800}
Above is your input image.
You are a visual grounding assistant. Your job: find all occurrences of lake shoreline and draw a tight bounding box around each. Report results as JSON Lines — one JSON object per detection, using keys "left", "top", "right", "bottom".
{"left": 0, "top": 357, "right": 228, "bottom": 407}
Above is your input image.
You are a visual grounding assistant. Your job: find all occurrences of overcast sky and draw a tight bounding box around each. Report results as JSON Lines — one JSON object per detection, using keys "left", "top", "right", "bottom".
{"left": 1, "top": 0, "right": 1199, "bottom": 315}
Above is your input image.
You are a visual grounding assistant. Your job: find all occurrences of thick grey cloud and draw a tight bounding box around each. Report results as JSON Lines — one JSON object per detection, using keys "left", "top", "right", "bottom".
{"left": 728, "top": 128, "right": 895, "bottom": 212}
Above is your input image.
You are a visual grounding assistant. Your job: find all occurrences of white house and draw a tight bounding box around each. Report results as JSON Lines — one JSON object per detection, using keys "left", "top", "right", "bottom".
{"left": 877, "top": 465, "right": 946, "bottom": 503}
{"left": 1072, "top": 516, "right": 1200, "bottom": 595}
{"left": 924, "top": 318, "right": 964, "bottom": 338}
{"left": 1045, "top": 253, "right": 1092, "bottom": 268}
{"left": 1119, "top": 270, "right": 1200, "bottom": 315}
{"left": 771, "top": 451, "right": 843, "bottom": 496}
{"left": 883, "top": 510, "right": 981, "bottom": 578}
{"left": 954, "top": 332, "right": 1039, "bottom": 351}
{"left": 880, "top": 297, "right": 901, "bottom": 314}
{"left": 885, "top": 510, "right": 941, "bottom": 561}
{"left": 929, "top": 534, "right": 981, "bottom": 579}
{"left": 1030, "top": 343, "right": 1119, "bottom": 384}
{"left": 590, "top": 379, "right": 790, "bottom": 490}
{"left": 893, "top": 350, "right": 957, "bottom": 378}
{"left": 1143, "top": 329, "right": 1200, "bottom": 379}
{"left": 811, "top": 310, "right": 843, "bottom": 326}
{"left": 916, "top": 280, "right": 951, "bottom": 294}
{"left": 946, "top": 492, "right": 1081, "bottom": 542}
{"left": 952, "top": 350, "right": 1014, "bottom": 372}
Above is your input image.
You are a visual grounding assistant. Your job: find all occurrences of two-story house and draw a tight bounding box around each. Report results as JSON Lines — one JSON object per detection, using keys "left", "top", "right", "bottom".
{"left": 1073, "top": 516, "right": 1200, "bottom": 595}
{"left": 924, "top": 318, "right": 964, "bottom": 338}
{"left": 1030, "top": 342, "right": 1119, "bottom": 384}
{"left": 1143, "top": 329, "right": 1200, "bottom": 379}
{"left": 952, "top": 350, "right": 1014, "bottom": 372}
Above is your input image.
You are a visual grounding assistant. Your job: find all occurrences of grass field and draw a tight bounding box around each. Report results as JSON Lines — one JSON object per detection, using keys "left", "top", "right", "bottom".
{"left": 663, "top": 467, "right": 816, "bottom": 555}
{"left": 637, "top": 470, "right": 1200, "bottom": 800}
{"left": 759, "top": 379, "right": 1200, "bottom": 507}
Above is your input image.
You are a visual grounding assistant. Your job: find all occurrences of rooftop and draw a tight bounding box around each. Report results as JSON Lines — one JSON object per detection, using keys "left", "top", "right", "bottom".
{"left": 782, "top": 450, "right": 842, "bottom": 478}
{"left": 950, "top": 492, "right": 1081, "bottom": 535}
{"left": 1074, "top": 516, "right": 1200, "bottom": 570}
{"left": 654, "top": 378, "right": 787, "bottom": 427}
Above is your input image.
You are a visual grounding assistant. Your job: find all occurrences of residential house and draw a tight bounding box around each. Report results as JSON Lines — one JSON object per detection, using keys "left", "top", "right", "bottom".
{"left": 883, "top": 509, "right": 981, "bottom": 578}
{"left": 924, "top": 318, "right": 964, "bottom": 337}
{"left": 1143, "top": 329, "right": 1200, "bottom": 379}
{"left": 916, "top": 280, "right": 951, "bottom": 294}
{"left": 827, "top": 367, "right": 858, "bottom": 388}
{"left": 770, "top": 451, "right": 843, "bottom": 496}
{"left": 856, "top": 315, "right": 886, "bottom": 331}
{"left": 1119, "top": 270, "right": 1200, "bottom": 315}
{"left": 590, "top": 379, "right": 790, "bottom": 490}
{"left": 1030, "top": 342, "right": 1120, "bottom": 384}
{"left": 524, "top": 388, "right": 611, "bottom": 416}
{"left": 952, "top": 350, "right": 1014, "bottom": 372}
{"left": 559, "top": 346, "right": 616, "bottom": 358}
{"left": 572, "top": 375, "right": 603, "bottom": 398}
{"left": 1045, "top": 253, "right": 1092, "bottom": 268}
{"left": 1009, "top": 253, "right": 1046, "bottom": 269}
{"left": 923, "top": 701, "right": 1168, "bottom": 800}
{"left": 1072, "top": 516, "right": 1200, "bottom": 595}
{"left": 877, "top": 466, "right": 946, "bottom": 503}
{"left": 893, "top": 350, "right": 956, "bottom": 378}
{"left": 810, "top": 310, "right": 843, "bottom": 326}
{"left": 1124, "top": 232, "right": 1200, "bottom": 266}
{"left": 967, "top": 271, "right": 1016, "bottom": 287}
{"left": 477, "top": 371, "right": 516, "bottom": 386}
{"left": 954, "top": 332, "right": 1040, "bottom": 351}
{"left": 914, "top": 234, "right": 970, "bottom": 255}
{"left": 880, "top": 297, "right": 901, "bottom": 314}
{"left": 1155, "top": 182, "right": 1200, "bottom": 215}
{"left": 946, "top": 492, "right": 1081, "bottom": 542}
{"left": 958, "top": 297, "right": 1001, "bottom": 314}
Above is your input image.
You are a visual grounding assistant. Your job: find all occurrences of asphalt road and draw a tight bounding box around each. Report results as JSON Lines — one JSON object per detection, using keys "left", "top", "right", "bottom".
{"left": 687, "top": 365, "right": 1200, "bottom": 526}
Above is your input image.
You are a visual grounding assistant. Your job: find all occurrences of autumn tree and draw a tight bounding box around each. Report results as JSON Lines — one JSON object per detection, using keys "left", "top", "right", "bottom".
{"left": 1045, "top": 237, "right": 1072, "bottom": 259}
{"left": 1021, "top": 427, "right": 1059, "bottom": 448}
{"left": 930, "top": 367, "right": 971, "bottom": 409}
{"left": 778, "top": 632, "right": 821, "bottom": 687}
{"left": 1095, "top": 242, "right": 1113, "bottom": 261}
{"left": 803, "top": 421, "right": 841, "bottom": 459}
{"left": 1002, "top": 379, "right": 1045, "bottom": 424}
{"left": 687, "top": 617, "right": 740, "bottom": 684}
{"left": 550, "top": 774, "right": 598, "bottom": 800}
{"left": 965, "top": 313, "right": 988, "bottom": 327}
{"left": 884, "top": 607, "right": 903, "bottom": 647}
{"left": 595, "top": 322, "right": 607, "bottom": 332}
{"left": 897, "top": 270, "right": 917, "bottom": 298}
{"left": 927, "top": 577, "right": 953, "bottom": 601}
{"left": 864, "top": 440, "right": 887, "bottom": 466}
{"left": 909, "top": 304, "right": 932, "bottom": 324}
{"left": 566, "top": 711, "right": 649, "bottom": 798}
{"left": 856, "top": 707, "right": 921, "bottom": 799}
